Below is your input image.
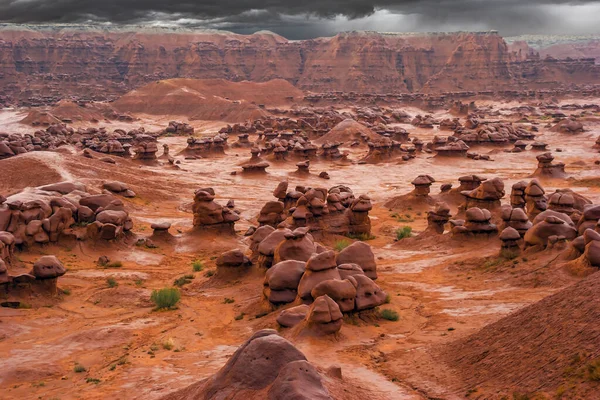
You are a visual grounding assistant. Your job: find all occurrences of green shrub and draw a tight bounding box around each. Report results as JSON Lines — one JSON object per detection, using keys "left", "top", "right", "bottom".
{"left": 105, "top": 261, "right": 122, "bottom": 268}
{"left": 204, "top": 270, "right": 215, "bottom": 277}
{"left": 348, "top": 232, "right": 376, "bottom": 241}
{"left": 379, "top": 309, "right": 399, "bottom": 321}
{"left": 62, "top": 288, "right": 71, "bottom": 295}
{"left": 223, "top": 297, "right": 235, "bottom": 304}
{"left": 173, "top": 275, "right": 194, "bottom": 287}
{"left": 162, "top": 338, "right": 175, "bottom": 350}
{"left": 151, "top": 288, "right": 181, "bottom": 310}
{"left": 73, "top": 364, "right": 86, "bottom": 373}
{"left": 334, "top": 239, "right": 351, "bottom": 251}
{"left": 234, "top": 313, "right": 245, "bottom": 321}
{"left": 86, "top": 378, "right": 101, "bottom": 384}
{"left": 395, "top": 226, "right": 412, "bottom": 240}
{"left": 107, "top": 278, "right": 118, "bottom": 288}
{"left": 192, "top": 260, "right": 204, "bottom": 272}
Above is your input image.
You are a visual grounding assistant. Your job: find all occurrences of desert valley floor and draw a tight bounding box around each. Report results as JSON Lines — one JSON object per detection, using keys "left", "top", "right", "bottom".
{"left": 1, "top": 81, "right": 600, "bottom": 400}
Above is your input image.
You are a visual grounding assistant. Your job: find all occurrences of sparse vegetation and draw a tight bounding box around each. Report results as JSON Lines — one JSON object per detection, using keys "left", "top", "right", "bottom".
{"left": 334, "top": 239, "right": 351, "bottom": 251}
{"left": 348, "top": 232, "right": 376, "bottom": 241}
{"left": 234, "top": 312, "right": 245, "bottom": 321}
{"left": 395, "top": 226, "right": 412, "bottom": 240}
{"left": 192, "top": 260, "right": 204, "bottom": 271}
{"left": 173, "top": 274, "right": 194, "bottom": 287}
{"left": 107, "top": 277, "right": 118, "bottom": 288}
{"left": 392, "top": 212, "right": 414, "bottom": 222}
{"left": 384, "top": 294, "right": 392, "bottom": 304}
{"left": 105, "top": 261, "right": 123, "bottom": 268}
{"left": 86, "top": 378, "right": 101, "bottom": 384}
{"left": 162, "top": 338, "right": 175, "bottom": 350}
{"left": 379, "top": 309, "right": 399, "bottom": 321}
{"left": 150, "top": 287, "right": 181, "bottom": 310}
{"left": 62, "top": 288, "right": 71, "bottom": 295}
{"left": 223, "top": 297, "right": 235, "bottom": 304}
{"left": 73, "top": 364, "right": 86, "bottom": 373}
{"left": 204, "top": 270, "right": 215, "bottom": 278}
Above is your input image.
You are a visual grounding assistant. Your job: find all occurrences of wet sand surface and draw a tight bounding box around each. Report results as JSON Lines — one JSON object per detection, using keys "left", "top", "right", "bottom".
{"left": 1, "top": 101, "right": 599, "bottom": 399}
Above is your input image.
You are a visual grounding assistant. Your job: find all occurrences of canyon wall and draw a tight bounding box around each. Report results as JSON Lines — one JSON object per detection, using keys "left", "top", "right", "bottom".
{"left": 0, "top": 25, "right": 599, "bottom": 106}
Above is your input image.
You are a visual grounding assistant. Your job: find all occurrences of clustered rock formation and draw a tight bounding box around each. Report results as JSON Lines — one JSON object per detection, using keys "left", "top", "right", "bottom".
{"left": 0, "top": 181, "right": 134, "bottom": 247}
{"left": 257, "top": 182, "right": 373, "bottom": 238}
{"left": 192, "top": 188, "right": 239, "bottom": 235}
{"left": 257, "top": 232, "right": 385, "bottom": 335}
{"left": 1, "top": 255, "right": 66, "bottom": 296}
{"left": 532, "top": 152, "right": 566, "bottom": 178}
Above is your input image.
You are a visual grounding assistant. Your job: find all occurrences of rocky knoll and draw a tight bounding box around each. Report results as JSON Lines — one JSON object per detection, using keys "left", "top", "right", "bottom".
{"left": 1, "top": 25, "right": 600, "bottom": 106}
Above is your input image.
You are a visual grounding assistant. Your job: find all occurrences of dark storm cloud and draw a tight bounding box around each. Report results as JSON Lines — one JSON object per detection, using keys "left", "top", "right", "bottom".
{"left": 1, "top": 0, "right": 600, "bottom": 38}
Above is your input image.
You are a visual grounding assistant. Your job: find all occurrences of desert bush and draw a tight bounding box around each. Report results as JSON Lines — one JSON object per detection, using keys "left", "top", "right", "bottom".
{"left": 173, "top": 274, "right": 194, "bottom": 287}
{"left": 162, "top": 338, "right": 175, "bottom": 350}
{"left": 395, "top": 226, "right": 412, "bottom": 240}
{"left": 192, "top": 260, "right": 204, "bottom": 271}
{"left": 151, "top": 287, "right": 181, "bottom": 310}
{"left": 379, "top": 309, "right": 399, "bottom": 321}
{"left": 107, "top": 278, "right": 118, "bottom": 288}
{"left": 334, "top": 239, "right": 351, "bottom": 251}
{"left": 73, "top": 364, "right": 86, "bottom": 373}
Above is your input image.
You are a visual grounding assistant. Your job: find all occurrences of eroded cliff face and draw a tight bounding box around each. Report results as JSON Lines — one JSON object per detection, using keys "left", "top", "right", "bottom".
{"left": 0, "top": 26, "right": 599, "bottom": 106}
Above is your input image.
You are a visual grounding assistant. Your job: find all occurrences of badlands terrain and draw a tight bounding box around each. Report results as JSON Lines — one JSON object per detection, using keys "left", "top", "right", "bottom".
{"left": 1, "top": 26, "right": 600, "bottom": 400}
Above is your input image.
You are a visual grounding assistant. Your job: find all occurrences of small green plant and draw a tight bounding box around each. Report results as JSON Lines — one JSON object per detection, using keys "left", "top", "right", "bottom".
{"left": 117, "top": 357, "right": 127, "bottom": 365}
{"left": 392, "top": 213, "right": 414, "bottom": 223}
{"left": 151, "top": 287, "right": 181, "bottom": 310}
{"left": 334, "top": 239, "right": 351, "bottom": 251}
{"left": 379, "top": 309, "right": 399, "bottom": 321}
{"left": 482, "top": 258, "right": 502, "bottom": 269}
{"left": 150, "top": 344, "right": 159, "bottom": 351}
{"left": 223, "top": 297, "right": 235, "bottom": 304}
{"left": 105, "top": 261, "right": 122, "bottom": 268}
{"left": 109, "top": 364, "right": 116, "bottom": 371}
{"left": 204, "top": 270, "right": 215, "bottom": 277}
{"left": 162, "top": 338, "right": 175, "bottom": 350}
{"left": 173, "top": 274, "right": 194, "bottom": 287}
{"left": 395, "top": 226, "right": 412, "bottom": 240}
{"left": 18, "top": 302, "right": 32, "bottom": 309}
{"left": 192, "top": 260, "right": 204, "bottom": 272}
{"left": 86, "top": 378, "right": 101, "bottom": 384}
{"left": 32, "top": 382, "right": 45, "bottom": 388}
{"left": 234, "top": 312, "right": 245, "bottom": 321}
{"left": 62, "top": 288, "right": 71, "bottom": 295}
{"left": 384, "top": 294, "right": 391, "bottom": 304}
{"left": 73, "top": 364, "right": 86, "bottom": 373}
{"left": 135, "top": 279, "right": 143, "bottom": 286}
{"left": 348, "top": 232, "right": 376, "bottom": 241}
{"left": 107, "top": 277, "right": 118, "bottom": 288}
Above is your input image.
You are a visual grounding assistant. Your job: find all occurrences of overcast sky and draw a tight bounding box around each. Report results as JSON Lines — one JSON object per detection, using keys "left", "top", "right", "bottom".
{"left": 1, "top": 0, "right": 600, "bottom": 39}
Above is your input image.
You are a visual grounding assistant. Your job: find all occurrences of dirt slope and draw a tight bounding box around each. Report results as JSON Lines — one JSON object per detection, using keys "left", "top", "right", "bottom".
{"left": 112, "top": 78, "right": 302, "bottom": 122}
{"left": 442, "top": 270, "right": 600, "bottom": 398}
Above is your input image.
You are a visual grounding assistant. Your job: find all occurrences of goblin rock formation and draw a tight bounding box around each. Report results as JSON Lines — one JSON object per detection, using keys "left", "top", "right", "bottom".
{"left": 192, "top": 188, "right": 239, "bottom": 234}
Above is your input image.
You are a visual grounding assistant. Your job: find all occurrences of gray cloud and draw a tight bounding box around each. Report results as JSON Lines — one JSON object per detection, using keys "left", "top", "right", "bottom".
{"left": 1, "top": 0, "right": 600, "bottom": 38}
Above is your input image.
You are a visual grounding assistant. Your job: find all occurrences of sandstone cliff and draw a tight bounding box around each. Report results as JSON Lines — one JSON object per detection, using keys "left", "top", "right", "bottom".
{"left": 0, "top": 25, "right": 599, "bottom": 106}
